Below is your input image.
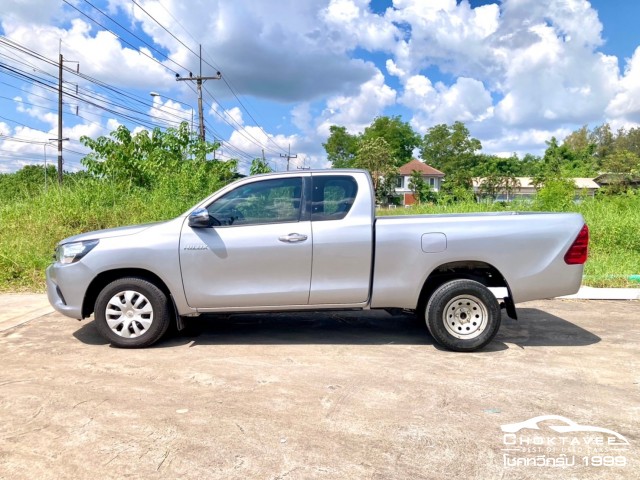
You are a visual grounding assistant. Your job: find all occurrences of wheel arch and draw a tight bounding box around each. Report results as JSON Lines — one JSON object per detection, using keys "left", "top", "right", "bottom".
{"left": 417, "top": 261, "right": 517, "bottom": 320}
{"left": 82, "top": 268, "right": 175, "bottom": 319}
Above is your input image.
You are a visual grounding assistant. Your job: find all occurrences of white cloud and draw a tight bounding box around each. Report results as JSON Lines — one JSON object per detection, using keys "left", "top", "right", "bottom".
{"left": 386, "top": 59, "right": 407, "bottom": 80}
{"left": 479, "top": 126, "right": 573, "bottom": 157}
{"left": 388, "top": 0, "right": 501, "bottom": 79}
{"left": 106, "top": 118, "right": 122, "bottom": 132}
{"left": 227, "top": 125, "right": 296, "bottom": 161}
{"left": 0, "top": 122, "right": 11, "bottom": 137}
{"left": 322, "top": 0, "right": 400, "bottom": 52}
{"left": 383, "top": 0, "right": 626, "bottom": 149}
{"left": 317, "top": 70, "right": 396, "bottom": 136}
{"left": 225, "top": 107, "right": 243, "bottom": 127}
{"left": 0, "top": 125, "right": 57, "bottom": 173}
{"left": 606, "top": 46, "right": 640, "bottom": 123}
{"left": 1, "top": 0, "right": 639, "bottom": 173}
{"left": 401, "top": 75, "right": 493, "bottom": 131}
{"left": 15, "top": 95, "right": 57, "bottom": 128}
{"left": 149, "top": 97, "right": 195, "bottom": 130}
{"left": 110, "top": 0, "right": 377, "bottom": 102}
{"left": 291, "top": 103, "right": 312, "bottom": 132}
{"left": 1, "top": 18, "right": 176, "bottom": 90}
{"left": 1, "top": 0, "right": 60, "bottom": 24}
{"left": 493, "top": 21, "right": 619, "bottom": 129}
{"left": 209, "top": 104, "right": 245, "bottom": 128}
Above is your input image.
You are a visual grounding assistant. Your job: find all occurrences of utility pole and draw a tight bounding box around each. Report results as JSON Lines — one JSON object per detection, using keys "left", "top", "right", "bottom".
{"left": 56, "top": 47, "right": 77, "bottom": 184}
{"left": 176, "top": 45, "right": 221, "bottom": 142}
{"left": 280, "top": 144, "right": 297, "bottom": 171}
{"left": 297, "top": 157, "right": 310, "bottom": 170}
{"left": 57, "top": 53, "right": 63, "bottom": 184}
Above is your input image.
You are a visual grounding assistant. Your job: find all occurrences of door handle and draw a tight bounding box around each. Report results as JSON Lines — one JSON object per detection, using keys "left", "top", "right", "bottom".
{"left": 278, "top": 233, "right": 308, "bottom": 243}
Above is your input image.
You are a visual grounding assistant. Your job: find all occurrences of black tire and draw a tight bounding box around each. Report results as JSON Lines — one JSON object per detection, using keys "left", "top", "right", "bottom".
{"left": 425, "top": 279, "right": 501, "bottom": 352}
{"left": 94, "top": 277, "right": 171, "bottom": 348}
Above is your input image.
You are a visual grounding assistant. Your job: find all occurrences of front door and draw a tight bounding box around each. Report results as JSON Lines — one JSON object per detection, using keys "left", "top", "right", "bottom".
{"left": 179, "top": 176, "right": 312, "bottom": 309}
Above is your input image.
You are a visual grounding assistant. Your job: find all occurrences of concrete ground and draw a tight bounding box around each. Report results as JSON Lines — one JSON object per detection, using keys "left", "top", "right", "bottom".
{"left": 0, "top": 296, "right": 638, "bottom": 479}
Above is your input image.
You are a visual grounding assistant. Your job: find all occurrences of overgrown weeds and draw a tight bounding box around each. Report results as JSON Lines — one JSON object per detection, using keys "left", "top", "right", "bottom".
{"left": 1, "top": 175, "right": 639, "bottom": 291}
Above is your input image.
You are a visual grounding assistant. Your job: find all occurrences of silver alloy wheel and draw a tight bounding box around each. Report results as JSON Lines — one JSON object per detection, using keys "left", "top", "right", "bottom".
{"left": 442, "top": 294, "right": 488, "bottom": 339}
{"left": 105, "top": 290, "right": 154, "bottom": 338}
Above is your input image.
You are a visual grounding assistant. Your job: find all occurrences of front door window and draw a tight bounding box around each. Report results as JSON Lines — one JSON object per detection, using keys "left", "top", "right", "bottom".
{"left": 207, "top": 177, "right": 303, "bottom": 226}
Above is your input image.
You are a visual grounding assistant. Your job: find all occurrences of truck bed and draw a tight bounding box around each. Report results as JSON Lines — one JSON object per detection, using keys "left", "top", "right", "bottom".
{"left": 371, "top": 212, "right": 585, "bottom": 308}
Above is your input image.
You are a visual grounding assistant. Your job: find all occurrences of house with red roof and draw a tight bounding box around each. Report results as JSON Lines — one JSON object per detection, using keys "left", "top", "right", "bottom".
{"left": 395, "top": 159, "right": 445, "bottom": 205}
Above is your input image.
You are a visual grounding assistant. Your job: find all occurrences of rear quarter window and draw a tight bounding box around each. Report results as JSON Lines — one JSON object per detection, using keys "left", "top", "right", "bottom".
{"left": 311, "top": 176, "right": 358, "bottom": 221}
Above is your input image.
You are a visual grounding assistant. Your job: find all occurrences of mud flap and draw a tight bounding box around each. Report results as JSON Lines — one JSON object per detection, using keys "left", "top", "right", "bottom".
{"left": 170, "top": 294, "right": 185, "bottom": 331}
{"left": 503, "top": 294, "right": 518, "bottom": 320}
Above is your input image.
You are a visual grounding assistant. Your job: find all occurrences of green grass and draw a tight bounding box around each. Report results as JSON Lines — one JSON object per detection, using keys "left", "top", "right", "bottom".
{"left": 1, "top": 180, "right": 639, "bottom": 292}
{"left": 0, "top": 179, "right": 206, "bottom": 292}
{"left": 576, "top": 194, "right": 640, "bottom": 287}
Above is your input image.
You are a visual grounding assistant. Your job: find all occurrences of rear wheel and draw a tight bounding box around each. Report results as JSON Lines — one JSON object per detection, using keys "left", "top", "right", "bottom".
{"left": 425, "top": 279, "right": 501, "bottom": 352}
{"left": 94, "top": 277, "right": 171, "bottom": 348}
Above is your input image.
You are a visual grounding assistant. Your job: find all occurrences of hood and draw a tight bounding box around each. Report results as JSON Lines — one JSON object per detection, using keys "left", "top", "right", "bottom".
{"left": 58, "top": 221, "right": 165, "bottom": 245}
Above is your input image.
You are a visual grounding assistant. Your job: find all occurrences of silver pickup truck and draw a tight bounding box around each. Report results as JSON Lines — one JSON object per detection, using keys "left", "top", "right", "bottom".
{"left": 46, "top": 170, "right": 589, "bottom": 352}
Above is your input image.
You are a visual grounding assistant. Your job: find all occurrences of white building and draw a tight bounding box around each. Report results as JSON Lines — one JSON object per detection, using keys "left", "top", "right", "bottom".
{"left": 395, "top": 159, "right": 445, "bottom": 206}
{"left": 472, "top": 177, "right": 600, "bottom": 201}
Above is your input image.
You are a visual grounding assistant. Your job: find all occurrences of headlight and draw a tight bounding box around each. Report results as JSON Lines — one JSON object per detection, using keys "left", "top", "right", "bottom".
{"left": 55, "top": 240, "right": 99, "bottom": 265}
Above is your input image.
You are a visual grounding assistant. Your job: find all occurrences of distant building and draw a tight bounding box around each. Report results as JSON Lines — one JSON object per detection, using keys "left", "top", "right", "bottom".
{"left": 593, "top": 173, "right": 640, "bottom": 190}
{"left": 472, "top": 177, "right": 600, "bottom": 201}
{"left": 395, "top": 159, "right": 445, "bottom": 206}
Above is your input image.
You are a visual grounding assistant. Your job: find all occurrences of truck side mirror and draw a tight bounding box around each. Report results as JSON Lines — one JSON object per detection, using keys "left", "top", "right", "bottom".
{"left": 188, "top": 208, "right": 220, "bottom": 228}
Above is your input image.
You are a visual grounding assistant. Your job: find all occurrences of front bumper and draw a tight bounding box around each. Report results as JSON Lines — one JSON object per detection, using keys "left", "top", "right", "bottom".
{"left": 46, "top": 262, "right": 94, "bottom": 320}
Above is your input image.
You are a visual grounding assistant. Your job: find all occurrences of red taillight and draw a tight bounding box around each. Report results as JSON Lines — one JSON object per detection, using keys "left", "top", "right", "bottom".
{"left": 564, "top": 224, "right": 589, "bottom": 265}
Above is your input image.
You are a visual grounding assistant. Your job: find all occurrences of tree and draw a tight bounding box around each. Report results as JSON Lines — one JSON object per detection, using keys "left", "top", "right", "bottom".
{"left": 590, "top": 123, "right": 615, "bottom": 163}
{"left": 520, "top": 153, "right": 544, "bottom": 177}
{"left": 601, "top": 149, "right": 640, "bottom": 194}
{"left": 0, "top": 164, "right": 59, "bottom": 204}
{"left": 476, "top": 174, "right": 502, "bottom": 201}
{"left": 324, "top": 117, "right": 420, "bottom": 169}
{"left": 361, "top": 116, "right": 421, "bottom": 167}
{"left": 560, "top": 128, "right": 598, "bottom": 176}
{"left": 563, "top": 125, "right": 591, "bottom": 152}
{"left": 534, "top": 178, "right": 576, "bottom": 211}
{"left": 80, "top": 123, "right": 232, "bottom": 188}
{"left": 613, "top": 126, "right": 640, "bottom": 156}
{"left": 408, "top": 170, "right": 437, "bottom": 204}
{"left": 354, "top": 137, "right": 398, "bottom": 203}
{"left": 472, "top": 154, "right": 525, "bottom": 177}
{"left": 322, "top": 125, "right": 359, "bottom": 168}
{"left": 501, "top": 175, "right": 521, "bottom": 201}
{"left": 408, "top": 170, "right": 427, "bottom": 204}
{"left": 420, "top": 121, "right": 482, "bottom": 174}
{"left": 420, "top": 121, "right": 481, "bottom": 201}
{"left": 249, "top": 158, "right": 272, "bottom": 175}
{"left": 541, "top": 137, "right": 566, "bottom": 178}
{"left": 477, "top": 173, "right": 520, "bottom": 201}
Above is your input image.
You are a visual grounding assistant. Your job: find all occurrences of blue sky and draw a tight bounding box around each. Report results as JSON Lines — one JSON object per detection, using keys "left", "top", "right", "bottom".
{"left": 1, "top": 0, "right": 639, "bottom": 173}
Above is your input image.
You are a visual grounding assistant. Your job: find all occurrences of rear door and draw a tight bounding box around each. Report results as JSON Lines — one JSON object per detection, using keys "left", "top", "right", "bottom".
{"left": 308, "top": 173, "right": 373, "bottom": 304}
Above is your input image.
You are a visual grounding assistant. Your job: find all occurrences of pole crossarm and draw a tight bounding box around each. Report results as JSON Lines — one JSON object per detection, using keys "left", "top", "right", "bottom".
{"left": 280, "top": 144, "right": 297, "bottom": 171}
{"left": 175, "top": 45, "right": 221, "bottom": 142}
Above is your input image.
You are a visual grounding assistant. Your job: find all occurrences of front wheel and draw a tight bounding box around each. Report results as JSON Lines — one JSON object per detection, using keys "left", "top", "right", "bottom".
{"left": 425, "top": 279, "right": 501, "bottom": 352}
{"left": 94, "top": 277, "right": 171, "bottom": 348}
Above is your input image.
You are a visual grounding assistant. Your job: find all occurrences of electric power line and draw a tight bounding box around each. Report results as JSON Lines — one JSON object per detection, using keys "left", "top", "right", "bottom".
{"left": 79, "top": 0, "right": 192, "bottom": 75}
{"left": 60, "top": 0, "right": 184, "bottom": 77}
{"left": 127, "top": 2, "right": 288, "bottom": 155}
